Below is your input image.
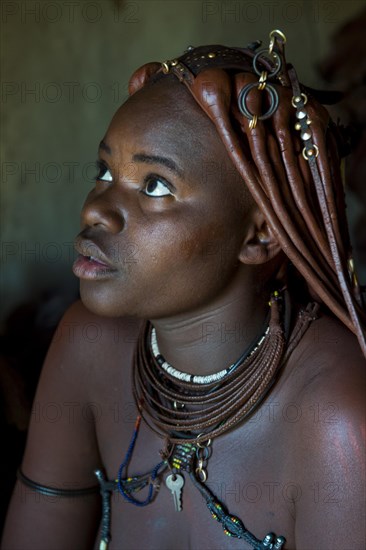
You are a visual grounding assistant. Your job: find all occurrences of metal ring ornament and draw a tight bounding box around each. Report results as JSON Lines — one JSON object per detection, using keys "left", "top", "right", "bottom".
{"left": 195, "top": 467, "right": 207, "bottom": 483}
{"left": 161, "top": 61, "right": 170, "bottom": 74}
{"left": 196, "top": 446, "right": 210, "bottom": 461}
{"left": 291, "top": 93, "right": 308, "bottom": 108}
{"left": 269, "top": 29, "right": 287, "bottom": 43}
{"left": 253, "top": 49, "right": 281, "bottom": 78}
{"left": 196, "top": 435, "right": 211, "bottom": 448}
{"left": 269, "top": 29, "right": 287, "bottom": 53}
{"left": 302, "top": 144, "right": 319, "bottom": 160}
{"left": 238, "top": 82, "right": 279, "bottom": 122}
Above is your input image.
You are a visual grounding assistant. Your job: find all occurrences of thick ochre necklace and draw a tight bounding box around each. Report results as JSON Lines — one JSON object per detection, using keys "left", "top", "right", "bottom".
{"left": 96, "top": 292, "right": 319, "bottom": 550}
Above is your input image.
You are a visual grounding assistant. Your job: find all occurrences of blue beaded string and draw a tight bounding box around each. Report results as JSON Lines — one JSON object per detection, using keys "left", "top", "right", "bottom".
{"left": 117, "top": 414, "right": 165, "bottom": 507}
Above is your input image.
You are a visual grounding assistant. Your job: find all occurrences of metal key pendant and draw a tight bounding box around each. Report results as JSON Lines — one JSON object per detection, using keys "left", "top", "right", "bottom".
{"left": 165, "top": 473, "right": 184, "bottom": 512}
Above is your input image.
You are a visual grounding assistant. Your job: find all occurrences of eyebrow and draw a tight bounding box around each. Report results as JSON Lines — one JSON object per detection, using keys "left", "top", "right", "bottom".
{"left": 132, "top": 153, "right": 184, "bottom": 179}
{"left": 98, "top": 140, "right": 184, "bottom": 179}
{"left": 99, "top": 140, "right": 112, "bottom": 154}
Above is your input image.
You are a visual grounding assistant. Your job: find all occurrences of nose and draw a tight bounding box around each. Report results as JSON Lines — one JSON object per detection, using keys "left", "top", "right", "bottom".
{"left": 81, "top": 187, "right": 124, "bottom": 234}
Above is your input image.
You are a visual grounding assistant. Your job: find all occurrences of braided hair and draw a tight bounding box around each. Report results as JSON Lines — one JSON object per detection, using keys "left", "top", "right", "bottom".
{"left": 127, "top": 30, "right": 366, "bottom": 356}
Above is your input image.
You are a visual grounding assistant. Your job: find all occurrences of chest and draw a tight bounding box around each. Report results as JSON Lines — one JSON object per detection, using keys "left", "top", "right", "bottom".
{"left": 88, "top": 322, "right": 309, "bottom": 550}
{"left": 92, "top": 384, "right": 298, "bottom": 550}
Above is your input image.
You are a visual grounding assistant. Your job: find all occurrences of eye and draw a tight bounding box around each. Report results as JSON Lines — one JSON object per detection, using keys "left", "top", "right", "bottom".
{"left": 142, "top": 175, "right": 173, "bottom": 197}
{"left": 95, "top": 161, "right": 113, "bottom": 182}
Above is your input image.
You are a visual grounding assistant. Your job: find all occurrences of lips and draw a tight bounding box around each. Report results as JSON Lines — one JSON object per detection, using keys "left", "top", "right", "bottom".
{"left": 74, "top": 236, "right": 114, "bottom": 266}
{"left": 73, "top": 236, "right": 118, "bottom": 279}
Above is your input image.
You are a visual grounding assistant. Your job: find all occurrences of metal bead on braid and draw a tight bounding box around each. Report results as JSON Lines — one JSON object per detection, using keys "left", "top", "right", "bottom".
{"left": 288, "top": 66, "right": 366, "bottom": 355}
{"left": 291, "top": 92, "right": 320, "bottom": 159}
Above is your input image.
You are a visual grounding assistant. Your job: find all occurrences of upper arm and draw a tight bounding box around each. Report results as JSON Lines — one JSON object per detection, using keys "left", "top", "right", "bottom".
{"left": 2, "top": 301, "right": 104, "bottom": 549}
{"left": 293, "top": 341, "right": 366, "bottom": 550}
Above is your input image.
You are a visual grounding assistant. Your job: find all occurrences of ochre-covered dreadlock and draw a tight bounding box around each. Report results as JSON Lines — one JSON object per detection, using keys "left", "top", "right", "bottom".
{"left": 127, "top": 30, "right": 366, "bottom": 356}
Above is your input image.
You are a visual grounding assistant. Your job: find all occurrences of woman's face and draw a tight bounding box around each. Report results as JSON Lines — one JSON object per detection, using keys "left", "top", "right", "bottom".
{"left": 73, "top": 78, "right": 254, "bottom": 319}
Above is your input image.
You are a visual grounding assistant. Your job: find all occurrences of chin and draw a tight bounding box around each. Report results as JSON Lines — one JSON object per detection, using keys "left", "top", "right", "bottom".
{"left": 79, "top": 283, "right": 125, "bottom": 318}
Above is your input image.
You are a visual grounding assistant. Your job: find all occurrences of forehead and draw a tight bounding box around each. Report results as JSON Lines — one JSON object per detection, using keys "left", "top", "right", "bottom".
{"left": 105, "top": 78, "right": 229, "bottom": 168}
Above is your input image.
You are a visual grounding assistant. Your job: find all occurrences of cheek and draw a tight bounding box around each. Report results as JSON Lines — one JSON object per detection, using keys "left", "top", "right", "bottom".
{"left": 178, "top": 237, "right": 200, "bottom": 259}
{"left": 151, "top": 216, "right": 241, "bottom": 281}
{"left": 78, "top": 203, "right": 245, "bottom": 319}
{"left": 174, "top": 234, "right": 212, "bottom": 262}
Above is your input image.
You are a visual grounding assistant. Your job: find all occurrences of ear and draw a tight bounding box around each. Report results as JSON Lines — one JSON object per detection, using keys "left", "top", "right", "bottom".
{"left": 238, "top": 208, "right": 282, "bottom": 265}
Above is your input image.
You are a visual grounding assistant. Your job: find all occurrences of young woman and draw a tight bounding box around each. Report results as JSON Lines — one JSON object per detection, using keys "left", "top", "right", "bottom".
{"left": 2, "top": 30, "right": 365, "bottom": 550}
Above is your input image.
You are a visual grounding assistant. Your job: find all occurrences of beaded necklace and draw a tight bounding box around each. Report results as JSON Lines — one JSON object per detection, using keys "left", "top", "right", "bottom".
{"left": 150, "top": 325, "right": 270, "bottom": 385}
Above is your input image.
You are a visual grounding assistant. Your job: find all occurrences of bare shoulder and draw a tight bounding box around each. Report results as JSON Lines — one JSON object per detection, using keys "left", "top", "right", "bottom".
{"left": 35, "top": 300, "right": 140, "bottom": 393}
{"left": 287, "top": 310, "right": 365, "bottom": 449}
{"left": 285, "top": 312, "right": 366, "bottom": 549}
{"left": 49, "top": 299, "right": 141, "bottom": 368}
{"left": 16, "top": 298, "right": 142, "bottom": 491}
{"left": 1, "top": 301, "right": 142, "bottom": 549}
{"left": 287, "top": 310, "right": 365, "bottom": 398}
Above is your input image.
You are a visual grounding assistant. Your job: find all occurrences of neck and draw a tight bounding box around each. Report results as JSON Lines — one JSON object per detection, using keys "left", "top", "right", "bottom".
{"left": 151, "top": 279, "right": 270, "bottom": 377}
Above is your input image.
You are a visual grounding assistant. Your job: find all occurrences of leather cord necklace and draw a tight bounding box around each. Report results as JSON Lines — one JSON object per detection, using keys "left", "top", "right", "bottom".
{"left": 133, "top": 290, "right": 294, "bottom": 446}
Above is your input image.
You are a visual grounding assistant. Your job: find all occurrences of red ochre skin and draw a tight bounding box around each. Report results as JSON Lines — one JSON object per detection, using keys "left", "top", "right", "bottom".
{"left": 2, "top": 79, "right": 365, "bottom": 550}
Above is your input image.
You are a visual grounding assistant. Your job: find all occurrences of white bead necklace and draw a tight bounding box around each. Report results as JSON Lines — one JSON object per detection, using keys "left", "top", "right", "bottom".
{"left": 150, "top": 325, "right": 270, "bottom": 385}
